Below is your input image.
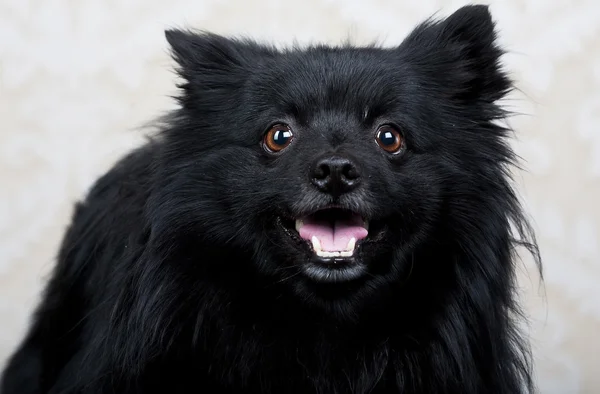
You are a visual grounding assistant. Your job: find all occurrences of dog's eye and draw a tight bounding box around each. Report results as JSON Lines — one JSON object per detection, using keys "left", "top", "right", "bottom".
{"left": 375, "top": 125, "right": 403, "bottom": 154}
{"left": 263, "top": 124, "right": 294, "bottom": 153}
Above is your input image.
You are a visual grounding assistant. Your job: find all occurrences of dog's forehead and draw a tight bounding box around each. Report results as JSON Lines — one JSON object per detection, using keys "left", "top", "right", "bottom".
{"left": 250, "top": 47, "right": 405, "bottom": 116}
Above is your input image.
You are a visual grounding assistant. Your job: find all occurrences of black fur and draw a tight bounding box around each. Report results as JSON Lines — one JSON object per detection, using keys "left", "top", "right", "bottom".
{"left": 1, "top": 5, "right": 541, "bottom": 394}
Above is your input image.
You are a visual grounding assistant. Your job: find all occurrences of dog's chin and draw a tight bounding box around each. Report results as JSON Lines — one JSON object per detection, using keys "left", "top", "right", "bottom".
{"left": 276, "top": 208, "right": 387, "bottom": 284}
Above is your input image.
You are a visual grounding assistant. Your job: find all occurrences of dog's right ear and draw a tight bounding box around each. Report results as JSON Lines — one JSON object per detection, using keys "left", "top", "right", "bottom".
{"left": 165, "top": 29, "right": 272, "bottom": 102}
{"left": 166, "top": 30, "right": 250, "bottom": 79}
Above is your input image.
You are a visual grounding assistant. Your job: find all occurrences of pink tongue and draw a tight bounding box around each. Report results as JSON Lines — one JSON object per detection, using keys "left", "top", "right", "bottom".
{"left": 298, "top": 214, "right": 368, "bottom": 252}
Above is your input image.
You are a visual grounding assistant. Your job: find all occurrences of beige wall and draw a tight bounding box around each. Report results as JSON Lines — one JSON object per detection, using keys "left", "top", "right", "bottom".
{"left": 0, "top": 1, "right": 599, "bottom": 392}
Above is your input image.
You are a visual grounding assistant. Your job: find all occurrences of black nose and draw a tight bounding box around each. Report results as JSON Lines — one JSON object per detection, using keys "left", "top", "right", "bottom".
{"left": 311, "top": 155, "right": 361, "bottom": 196}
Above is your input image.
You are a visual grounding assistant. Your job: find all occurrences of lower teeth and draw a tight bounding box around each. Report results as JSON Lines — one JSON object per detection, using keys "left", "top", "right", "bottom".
{"left": 316, "top": 250, "right": 353, "bottom": 258}
{"left": 311, "top": 236, "right": 356, "bottom": 258}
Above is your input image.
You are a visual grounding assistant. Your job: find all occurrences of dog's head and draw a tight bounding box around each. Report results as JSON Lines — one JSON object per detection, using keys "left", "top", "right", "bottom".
{"left": 152, "top": 5, "right": 520, "bottom": 303}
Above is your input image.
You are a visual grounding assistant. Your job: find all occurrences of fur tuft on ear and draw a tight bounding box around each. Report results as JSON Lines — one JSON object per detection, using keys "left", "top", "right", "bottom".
{"left": 400, "top": 5, "right": 511, "bottom": 105}
{"left": 164, "top": 29, "right": 274, "bottom": 108}
{"left": 165, "top": 30, "right": 250, "bottom": 76}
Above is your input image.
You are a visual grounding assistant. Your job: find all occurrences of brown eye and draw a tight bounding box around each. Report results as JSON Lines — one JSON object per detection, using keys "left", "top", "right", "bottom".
{"left": 263, "top": 124, "right": 294, "bottom": 153}
{"left": 375, "top": 125, "right": 403, "bottom": 154}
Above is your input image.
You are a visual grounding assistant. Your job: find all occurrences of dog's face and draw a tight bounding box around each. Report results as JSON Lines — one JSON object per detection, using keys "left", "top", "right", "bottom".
{"left": 234, "top": 52, "right": 445, "bottom": 285}
{"left": 156, "top": 6, "right": 512, "bottom": 302}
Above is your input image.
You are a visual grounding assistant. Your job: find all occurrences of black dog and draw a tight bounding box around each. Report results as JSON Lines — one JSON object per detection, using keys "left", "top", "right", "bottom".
{"left": 1, "top": 5, "right": 541, "bottom": 393}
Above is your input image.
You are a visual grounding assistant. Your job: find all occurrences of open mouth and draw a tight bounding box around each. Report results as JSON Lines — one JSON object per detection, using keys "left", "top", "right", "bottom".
{"left": 277, "top": 208, "right": 377, "bottom": 283}
{"left": 292, "top": 208, "right": 369, "bottom": 259}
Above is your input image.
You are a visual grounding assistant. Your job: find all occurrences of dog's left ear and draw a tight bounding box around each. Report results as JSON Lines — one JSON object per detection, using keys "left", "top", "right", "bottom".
{"left": 399, "top": 5, "right": 511, "bottom": 104}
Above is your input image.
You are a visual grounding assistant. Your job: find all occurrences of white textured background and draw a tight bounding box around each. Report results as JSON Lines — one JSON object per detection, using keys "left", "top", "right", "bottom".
{"left": 1, "top": 1, "right": 599, "bottom": 393}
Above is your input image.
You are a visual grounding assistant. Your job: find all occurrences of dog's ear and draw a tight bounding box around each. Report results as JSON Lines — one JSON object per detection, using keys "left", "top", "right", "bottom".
{"left": 399, "top": 5, "right": 511, "bottom": 104}
{"left": 165, "top": 30, "right": 272, "bottom": 105}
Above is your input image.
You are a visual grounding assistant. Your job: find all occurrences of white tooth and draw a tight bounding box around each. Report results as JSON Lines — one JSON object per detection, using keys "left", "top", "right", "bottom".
{"left": 295, "top": 220, "right": 304, "bottom": 232}
{"left": 316, "top": 250, "right": 343, "bottom": 258}
{"left": 311, "top": 236, "right": 322, "bottom": 252}
{"left": 340, "top": 251, "right": 353, "bottom": 257}
{"left": 346, "top": 237, "right": 356, "bottom": 252}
